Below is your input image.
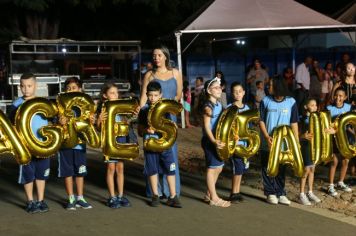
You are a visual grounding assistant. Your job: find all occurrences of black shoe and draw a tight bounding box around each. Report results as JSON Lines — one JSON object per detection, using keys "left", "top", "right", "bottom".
{"left": 25, "top": 200, "right": 40, "bottom": 214}
{"left": 37, "top": 200, "right": 49, "bottom": 213}
{"left": 166, "top": 196, "right": 182, "bottom": 208}
{"left": 107, "top": 197, "right": 120, "bottom": 209}
{"left": 151, "top": 195, "right": 160, "bottom": 207}
{"left": 229, "top": 193, "right": 244, "bottom": 203}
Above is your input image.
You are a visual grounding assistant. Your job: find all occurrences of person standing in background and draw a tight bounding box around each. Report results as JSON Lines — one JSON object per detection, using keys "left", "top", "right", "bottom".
{"left": 295, "top": 56, "right": 312, "bottom": 113}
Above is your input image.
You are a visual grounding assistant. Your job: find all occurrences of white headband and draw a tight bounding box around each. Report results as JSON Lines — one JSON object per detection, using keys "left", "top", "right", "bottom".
{"left": 207, "top": 77, "right": 221, "bottom": 90}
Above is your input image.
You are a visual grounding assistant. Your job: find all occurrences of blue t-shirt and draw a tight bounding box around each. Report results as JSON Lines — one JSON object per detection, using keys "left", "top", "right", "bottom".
{"left": 326, "top": 103, "right": 352, "bottom": 120}
{"left": 260, "top": 96, "right": 299, "bottom": 150}
{"left": 202, "top": 101, "right": 223, "bottom": 138}
{"left": 227, "top": 103, "right": 250, "bottom": 147}
{"left": 11, "top": 97, "right": 48, "bottom": 141}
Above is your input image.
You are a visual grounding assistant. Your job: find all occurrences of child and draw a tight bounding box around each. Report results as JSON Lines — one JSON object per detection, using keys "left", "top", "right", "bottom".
{"left": 96, "top": 83, "right": 131, "bottom": 208}
{"left": 138, "top": 81, "right": 182, "bottom": 208}
{"left": 9, "top": 73, "right": 50, "bottom": 213}
{"left": 58, "top": 77, "right": 94, "bottom": 210}
{"left": 228, "top": 82, "right": 250, "bottom": 203}
{"left": 183, "top": 80, "right": 194, "bottom": 128}
{"left": 259, "top": 76, "right": 299, "bottom": 205}
{"left": 255, "top": 80, "right": 266, "bottom": 109}
{"left": 199, "top": 77, "right": 231, "bottom": 207}
{"left": 326, "top": 87, "right": 353, "bottom": 196}
{"left": 299, "top": 99, "right": 327, "bottom": 205}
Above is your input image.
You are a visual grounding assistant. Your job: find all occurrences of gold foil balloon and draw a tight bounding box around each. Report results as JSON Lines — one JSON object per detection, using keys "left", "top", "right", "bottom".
{"left": 215, "top": 105, "right": 239, "bottom": 161}
{"left": 144, "top": 99, "right": 183, "bottom": 152}
{"left": 309, "top": 112, "right": 322, "bottom": 165}
{"left": 101, "top": 99, "right": 139, "bottom": 160}
{"left": 234, "top": 109, "right": 260, "bottom": 159}
{"left": 0, "top": 110, "right": 31, "bottom": 164}
{"left": 319, "top": 111, "right": 333, "bottom": 163}
{"left": 267, "top": 125, "right": 304, "bottom": 177}
{"left": 334, "top": 112, "right": 356, "bottom": 159}
{"left": 308, "top": 111, "right": 333, "bottom": 165}
{"left": 57, "top": 92, "right": 100, "bottom": 148}
{"left": 15, "top": 98, "right": 63, "bottom": 158}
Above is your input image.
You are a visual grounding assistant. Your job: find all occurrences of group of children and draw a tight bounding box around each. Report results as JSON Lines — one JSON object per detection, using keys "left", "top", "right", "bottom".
{"left": 8, "top": 72, "right": 355, "bottom": 213}
{"left": 10, "top": 73, "right": 183, "bottom": 214}
{"left": 199, "top": 76, "right": 353, "bottom": 208}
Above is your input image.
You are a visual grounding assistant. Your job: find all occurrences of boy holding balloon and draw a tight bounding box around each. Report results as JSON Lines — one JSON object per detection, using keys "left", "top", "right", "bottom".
{"left": 138, "top": 81, "right": 181, "bottom": 208}
{"left": 9, "top": 73, "right": 50, "bottom": 213}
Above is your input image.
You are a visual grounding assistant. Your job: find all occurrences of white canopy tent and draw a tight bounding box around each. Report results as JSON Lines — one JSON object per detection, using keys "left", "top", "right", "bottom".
{"left": 175, "top": 0, "right": 356, "bottom": 127}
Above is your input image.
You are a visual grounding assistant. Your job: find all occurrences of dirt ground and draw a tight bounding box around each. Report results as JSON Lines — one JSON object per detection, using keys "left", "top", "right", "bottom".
{"left": 154, "top": 126, "right": 356, "bottom": 218}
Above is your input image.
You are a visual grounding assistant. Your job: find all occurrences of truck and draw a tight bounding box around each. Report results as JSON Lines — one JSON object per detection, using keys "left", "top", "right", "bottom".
{"left": 0, "top": 39, "right": 141, "bottom": 113}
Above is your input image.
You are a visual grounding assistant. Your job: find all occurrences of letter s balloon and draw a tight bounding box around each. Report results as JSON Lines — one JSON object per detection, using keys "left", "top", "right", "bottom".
{"left": 144, "top": 99, "right": 182, "bottom": 152}
{"left": 234, "top": 109, "right": 260, "bottom": 160}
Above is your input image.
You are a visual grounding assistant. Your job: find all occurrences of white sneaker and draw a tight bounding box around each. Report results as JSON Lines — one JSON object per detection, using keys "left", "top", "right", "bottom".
{"left": 336, "top": 182, "right": 352, "bottom": 193}
{"left": 328, "top": 184, "right": 338, "bottom": 197}
{"left": 278, "top": 195, "right": 291, "bottom": 205}
{"left": 266, "top": 195, "right": 278, "bottom": 205}
{"left": 307, "top": 192, "right": 321, "bottom": 203}
{"left": 299, "top": 193, "right": 311, "bottom": 206}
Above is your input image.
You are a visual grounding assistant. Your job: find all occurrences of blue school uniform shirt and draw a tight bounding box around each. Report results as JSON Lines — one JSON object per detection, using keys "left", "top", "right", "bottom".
{"left": 11, "top": 97, "right": 48, "bottom": 141}
{"left": 202, "top": 101, "right": 223, "bottom": 137}
{"left": 326, "top": 103, "right": 352, "bottom": 120}
{"left": 260, "top": 96, "right": 299, "bottom": 151}
{"left": 227, "top": 103, "right": 250, "bottom": 147}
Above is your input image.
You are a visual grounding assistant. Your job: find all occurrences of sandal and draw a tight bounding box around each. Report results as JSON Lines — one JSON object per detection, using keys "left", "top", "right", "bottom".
{"left": 209, "top": 198, "right": 231, "bottom": 208}
{"left": 203, "top": 194, "right": 210, "bottom": 203}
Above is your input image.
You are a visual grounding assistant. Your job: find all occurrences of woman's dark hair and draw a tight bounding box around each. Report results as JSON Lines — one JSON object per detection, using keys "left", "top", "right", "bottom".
{"left": 271, "top": 75, "right": 291, "bottom": 97}
{"left": 64, "top": 76, "right": 82, "bottom": 88}
{"left": 147, "top": 81, "right": 162, "bottom": 93}
{"left": 152, "top": 45, "right": 171, "bottom": 71}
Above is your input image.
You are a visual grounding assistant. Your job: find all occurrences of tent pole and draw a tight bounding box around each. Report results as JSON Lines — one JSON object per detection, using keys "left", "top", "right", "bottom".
{"left": 175, "top": 31, "right": 185, "bottom": 129}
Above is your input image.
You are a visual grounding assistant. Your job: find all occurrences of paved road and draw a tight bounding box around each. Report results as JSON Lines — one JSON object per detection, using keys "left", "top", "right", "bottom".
{"left": 0, "top": 149, "right": 355, "bottom": 236}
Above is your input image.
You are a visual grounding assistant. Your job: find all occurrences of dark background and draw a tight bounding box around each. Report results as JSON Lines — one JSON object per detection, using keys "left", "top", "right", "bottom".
{"left": 0, "top": 0, "right": 354, "bottom": 48}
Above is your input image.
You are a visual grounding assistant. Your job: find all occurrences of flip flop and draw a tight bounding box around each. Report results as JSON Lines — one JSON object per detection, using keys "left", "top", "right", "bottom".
{"left": 209, "top": 198, "right": 231, "bottom": 208}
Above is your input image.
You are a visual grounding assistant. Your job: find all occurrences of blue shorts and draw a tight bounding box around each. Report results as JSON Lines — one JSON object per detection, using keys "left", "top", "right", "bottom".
{"left": 201, "top": 136, "right": 224, "bottom": 169}
{"left": 58, "top": 149, "right": 87, "bottom": 177}
{"left": 301, "top": 141, "right": 314, "bottom": 167}
{"left": 18, "top": 158, "right": 50, "bottom": 184}
{"left": 144, "top": 148, "right": 175, "bottom": 176}
{"left": 104, "top": 136, "right": 128, "bottom": 163}
{"left": 230, "top": 155, "right": 247, "bottom": 175}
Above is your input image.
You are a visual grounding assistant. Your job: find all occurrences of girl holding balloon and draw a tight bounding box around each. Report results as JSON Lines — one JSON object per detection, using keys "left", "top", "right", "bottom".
{"left": 96, "top": 83, "right": 132, "bottom": 209}
{"left": 199, "top": 77, "right": 231, "bottom": 207}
